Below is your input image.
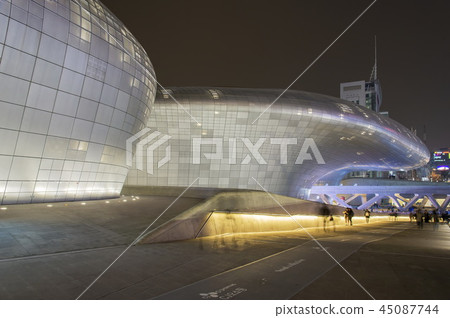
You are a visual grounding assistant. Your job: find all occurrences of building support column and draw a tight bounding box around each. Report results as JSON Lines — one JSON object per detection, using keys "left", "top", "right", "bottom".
{"left": 425, "top": 194, "right": 441, "bottom": 211}
{"left": 345, "top": 194, "right": 360, "bottom": 205}
{"left": 388, "top": 195, "right": 406, "bottom": 212}
{"left": 403, "top": 194, "right": 420, "bottom": 211}
{"left": 360, "top": 194, "right": 367, "bottom": 204}
{"left": 358, "top": 194, "right": 383, "bottom": 210}
{"left": 418, "top": 196, "right": 429, "bottom": 208}
{"left": 329, "top": 194, "right": 351, "bottom": 208}
{"left": 441, "top": 195, "right": 450, "bottom": 212}
{"left": 319, "top": 194, "right": 331, "bottom": 205}
{"left": 395, "top": 194, "right": 409, "bottom": 204}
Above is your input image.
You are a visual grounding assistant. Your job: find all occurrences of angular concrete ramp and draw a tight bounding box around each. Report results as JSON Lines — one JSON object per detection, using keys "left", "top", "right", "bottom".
{"left": 138, "top": 191, "right": 377, "bottom": 244}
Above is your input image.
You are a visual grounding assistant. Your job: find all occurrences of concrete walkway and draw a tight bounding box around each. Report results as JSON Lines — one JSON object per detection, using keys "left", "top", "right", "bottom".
{"left": 0, "top": 196, "right": 448, "bottom": 299}
{"left": 154, "top": 223, "right": 409, "bottom": 300}
{"left": 292, "top": 222, "right": 450, "bottom": 300}
{"left": 0, "top": 196, "right": 202, "bottom": 259}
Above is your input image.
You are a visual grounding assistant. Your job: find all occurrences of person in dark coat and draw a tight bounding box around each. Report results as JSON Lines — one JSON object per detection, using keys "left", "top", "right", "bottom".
{"left": 347, "top": 207, "right": 354, "bottom": 226}
{"left": 320, "top": 203, "right": 331, "bottom": 231}
{"left": 416, "top": 209, "right": 424, "bottom": 229}
{"left": 343, "top": 208, "right": 349, "bottom": 225}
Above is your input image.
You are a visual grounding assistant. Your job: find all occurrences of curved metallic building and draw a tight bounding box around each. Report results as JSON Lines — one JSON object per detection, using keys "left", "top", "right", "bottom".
{"left": 0, "top": 1, "right": 429, "bottom": 204}
{"left": 125, "top": 87, "right": 429, "bottom": 199}
{"left": 0, "top": 0, "right": 156, "bottom": 204}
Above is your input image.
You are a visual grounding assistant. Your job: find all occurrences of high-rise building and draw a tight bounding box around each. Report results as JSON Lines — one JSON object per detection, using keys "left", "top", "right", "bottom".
{"left": 340, "top": 80, "right": 366, "bottom": 107}
{"left": 340, "top": 38, "right": 382, "bottom": 113}
{"left": 430, "top": 148, "right": 450, "bottom": 182}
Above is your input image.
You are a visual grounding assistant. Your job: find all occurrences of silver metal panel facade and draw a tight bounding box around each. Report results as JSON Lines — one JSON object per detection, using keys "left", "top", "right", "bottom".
{"left": 125, "top": 87, "right": 429, "bottom": 199}
{"left": 0, "top": 0, "right": 156, "bottom": 204}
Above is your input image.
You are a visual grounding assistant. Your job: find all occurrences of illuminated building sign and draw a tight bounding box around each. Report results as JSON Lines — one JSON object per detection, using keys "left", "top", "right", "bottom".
{"left": 433, "top": 151, "right": 450, "bottom": 163}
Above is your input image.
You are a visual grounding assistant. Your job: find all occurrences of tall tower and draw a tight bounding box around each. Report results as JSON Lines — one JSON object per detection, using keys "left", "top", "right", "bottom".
{"left": 370, "top": 36, "right": 378, "bottom": 82}
{"left": 340, "top": 36, "right": 382, "bottom": 113}
{"left": 367, "top": 36, "right": 382, "bottom": 112}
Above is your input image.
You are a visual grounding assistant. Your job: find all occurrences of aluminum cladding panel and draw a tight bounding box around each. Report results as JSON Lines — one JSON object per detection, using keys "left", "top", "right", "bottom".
{"left": 125, "top": 87, "right": 429, "bottom": 199}
{"left": 0, "top": 0, "right": 156, "bottom": 204}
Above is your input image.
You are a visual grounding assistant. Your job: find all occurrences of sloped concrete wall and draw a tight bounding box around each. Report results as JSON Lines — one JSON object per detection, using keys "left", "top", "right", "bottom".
{"left": 198, "top": 212, "right": 392, "bottom": 237}
{"left": 139, "top": 191, "right": 379, "bottom": 244}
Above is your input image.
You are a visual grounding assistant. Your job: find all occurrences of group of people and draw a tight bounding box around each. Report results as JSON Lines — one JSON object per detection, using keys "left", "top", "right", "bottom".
{"left": 318, "top": 203, "right": 449, "bottom": 232}
{"left": 410, "top": 209, "right": 449, "bottom": 230}
{"left": 320, "top": 205, "right": 372, "bottom": 231}
{"left": 343, "top": 207, "right": 373, "bottom": 224}
{"left": 343, "top": 207, "right": 355, "bottom": 226}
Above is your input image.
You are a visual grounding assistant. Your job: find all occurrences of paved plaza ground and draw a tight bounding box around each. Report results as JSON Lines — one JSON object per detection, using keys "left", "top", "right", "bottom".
{"left": 0, "top": 196, "right": 448, "bottom": 299}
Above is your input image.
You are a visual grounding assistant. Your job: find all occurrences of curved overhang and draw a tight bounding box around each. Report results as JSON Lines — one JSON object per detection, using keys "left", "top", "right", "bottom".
{"left": 125, "top": 87, "right": 429, "bottom": 199}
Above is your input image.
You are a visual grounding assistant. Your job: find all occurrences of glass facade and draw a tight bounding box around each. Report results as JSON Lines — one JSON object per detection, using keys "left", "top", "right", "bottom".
{"left": 0, "top": 0, "right": 156, "bottom": 204}
{"left": 125, "top": 87, "right": 429, "bottom": 199}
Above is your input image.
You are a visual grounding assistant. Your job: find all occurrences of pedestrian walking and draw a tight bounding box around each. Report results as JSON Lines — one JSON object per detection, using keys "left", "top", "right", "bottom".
{"left": 432, "top": 210, "right": 439, "bottom": 231}
{"left": 320, "top": 203, "right": 331, "bottom": 232}
{"left": 329, "top": 213, "right": 336, "bottom": 232}
{"left": 416, "top": 209, "right": 424, "bottom": 229}
{"left": 347, "top": 207, "right": 354, "bottom": 226}
{"left": 343, "top": 208, "right": 349, "bottom": 226}
{"left": 364, "top": 209, "right": 371, "bottom": 223}
{"left": 424, "top": 210, "right": 430, "bottom": 223}
{"left": 443, "top": 211, "right": 449, "bottom": 226}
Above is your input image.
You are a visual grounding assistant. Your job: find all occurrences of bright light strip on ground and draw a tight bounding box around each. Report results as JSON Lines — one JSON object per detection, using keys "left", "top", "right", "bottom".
{"left": 214, "top": 212, "right": 395, "bottom": 224}
{"left": 236, "top": 213, "right": 318, "bottom": 222}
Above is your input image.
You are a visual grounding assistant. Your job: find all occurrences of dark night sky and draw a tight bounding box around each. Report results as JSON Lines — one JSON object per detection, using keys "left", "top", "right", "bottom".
{"left": 101, "top": 0, "right": 449, "bottom": 151}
